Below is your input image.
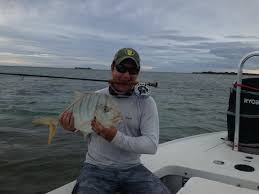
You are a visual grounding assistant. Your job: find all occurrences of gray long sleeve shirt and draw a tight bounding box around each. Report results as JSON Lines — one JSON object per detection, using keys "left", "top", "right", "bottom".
{"left": 85, "top": 87, "right": 159, "bottom": 168}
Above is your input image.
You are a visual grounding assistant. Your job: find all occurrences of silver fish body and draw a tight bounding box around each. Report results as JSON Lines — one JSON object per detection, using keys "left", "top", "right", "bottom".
{"left": 68, "top": 92, "right": 122, "bottom": 135}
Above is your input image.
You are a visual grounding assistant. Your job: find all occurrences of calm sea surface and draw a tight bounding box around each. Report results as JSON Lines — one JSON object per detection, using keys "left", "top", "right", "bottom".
{"left": 0, "top": 65, "right": 239, "bottom": 193}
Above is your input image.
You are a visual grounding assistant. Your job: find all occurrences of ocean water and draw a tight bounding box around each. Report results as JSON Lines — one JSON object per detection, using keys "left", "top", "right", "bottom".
{"left": 0, "top": 65, "right": 238, "bottom": 194}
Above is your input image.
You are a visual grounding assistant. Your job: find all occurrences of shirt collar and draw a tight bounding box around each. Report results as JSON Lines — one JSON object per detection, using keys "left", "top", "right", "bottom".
{"left": 109, "top": 85, "right": 134, "bottom": 98}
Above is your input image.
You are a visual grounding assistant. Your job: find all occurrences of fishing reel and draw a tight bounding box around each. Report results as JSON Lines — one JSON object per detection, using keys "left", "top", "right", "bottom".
{"left": 134, "top": 82, "right": 151, "bottom": 96}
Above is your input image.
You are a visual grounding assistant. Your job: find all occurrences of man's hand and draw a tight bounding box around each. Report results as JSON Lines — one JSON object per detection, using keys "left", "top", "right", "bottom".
{"left": 59, "top": 111, "right": 76, "bottom": 132}
{"left": 91, "top": 117, "right": 117, "bottom": 142}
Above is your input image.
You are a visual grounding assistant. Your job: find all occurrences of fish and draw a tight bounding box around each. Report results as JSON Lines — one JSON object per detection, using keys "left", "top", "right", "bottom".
{"left": 32, "top": 92, "right": 123, "bottom": 144}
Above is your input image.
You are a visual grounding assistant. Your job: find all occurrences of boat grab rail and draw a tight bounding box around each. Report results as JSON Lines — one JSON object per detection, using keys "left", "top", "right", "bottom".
{"left": 234, "top": 51, "right": 259, "bottom": 151}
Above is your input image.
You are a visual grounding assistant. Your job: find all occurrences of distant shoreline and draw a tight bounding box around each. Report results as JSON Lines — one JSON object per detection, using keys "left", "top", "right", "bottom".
{"left": 192, "top": 71, "right": 259, "bottom": 76}
{"left": 74, "top": 67, "right": 92, "bottom": 70}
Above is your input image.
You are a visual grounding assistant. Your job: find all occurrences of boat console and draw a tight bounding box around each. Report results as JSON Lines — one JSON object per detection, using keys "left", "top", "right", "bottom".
{"left": 227, "top": 52, "right": 259, "bottom": 154}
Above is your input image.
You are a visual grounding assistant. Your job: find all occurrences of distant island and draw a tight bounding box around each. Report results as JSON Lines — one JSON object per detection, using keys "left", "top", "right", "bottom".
{"left": 192, "top": 71, "right": 259, "bottom": 76}
{"left": 74, "top": 67, "right": 92, "bottom": 70}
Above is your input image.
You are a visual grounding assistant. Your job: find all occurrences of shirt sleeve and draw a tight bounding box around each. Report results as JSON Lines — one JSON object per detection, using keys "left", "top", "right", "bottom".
{"left": 111, "top": 97, "right": 159, "bottom": 154}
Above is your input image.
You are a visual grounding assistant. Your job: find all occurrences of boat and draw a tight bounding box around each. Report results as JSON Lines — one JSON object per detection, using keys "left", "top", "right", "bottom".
{"left": 47, "top": 52, "right": 259, "bottom": 194}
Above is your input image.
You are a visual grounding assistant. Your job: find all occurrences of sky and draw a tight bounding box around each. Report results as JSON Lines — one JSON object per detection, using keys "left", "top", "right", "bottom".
{"left": 0, "top": 0, "right": 259, "bottom": 73}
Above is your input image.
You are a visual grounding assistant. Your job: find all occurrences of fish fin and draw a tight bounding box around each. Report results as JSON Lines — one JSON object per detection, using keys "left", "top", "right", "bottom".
{"left": 48, "top": 122, "right": 57, "bottom": 145}
{"left": 32, "top": 117, "right": 58, "bottom": 144}
{"left": 73, "top": 91, "right": 85, "bottom": 101}
{"left": 32, "top": 117, "right": 58, "bottom": 126}
{"left": 62, "top": 91, "right": 90, "bottom": 113}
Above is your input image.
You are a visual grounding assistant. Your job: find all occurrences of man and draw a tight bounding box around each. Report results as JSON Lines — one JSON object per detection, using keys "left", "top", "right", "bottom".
{"left": 60, "top": 48, "right": 170, "bottom": 194}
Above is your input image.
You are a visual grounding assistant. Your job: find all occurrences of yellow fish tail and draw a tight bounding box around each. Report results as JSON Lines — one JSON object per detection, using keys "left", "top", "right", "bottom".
{"left": 47, "top": 122, "right": 57, "bottom": 145}
{"left": 32, "top": 117, "right": 58, "bottom": 144}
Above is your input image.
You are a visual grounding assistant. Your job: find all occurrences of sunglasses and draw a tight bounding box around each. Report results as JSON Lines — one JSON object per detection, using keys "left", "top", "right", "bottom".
{"left": 115, "top": 64, "right": 139, "bottom": 75}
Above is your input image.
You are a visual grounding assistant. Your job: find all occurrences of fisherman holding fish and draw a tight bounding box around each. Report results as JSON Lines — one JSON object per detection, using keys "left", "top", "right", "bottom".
{"left": 60, "top": 48, "right": 170, "bottom": 194}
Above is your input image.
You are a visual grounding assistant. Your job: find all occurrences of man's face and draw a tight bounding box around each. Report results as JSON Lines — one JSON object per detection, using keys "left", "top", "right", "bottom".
{"left": 111, "top": 60, "right": 139, "bottom": 92}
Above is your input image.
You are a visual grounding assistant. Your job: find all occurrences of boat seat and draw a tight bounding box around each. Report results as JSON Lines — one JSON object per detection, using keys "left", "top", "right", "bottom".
{"left": 176, "top": 177, "right": 258, "bottom": 194}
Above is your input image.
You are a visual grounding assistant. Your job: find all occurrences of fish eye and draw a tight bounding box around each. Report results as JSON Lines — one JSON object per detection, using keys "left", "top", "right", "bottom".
{"left": 103, "top": 106, "right": 110, "bottom": 113}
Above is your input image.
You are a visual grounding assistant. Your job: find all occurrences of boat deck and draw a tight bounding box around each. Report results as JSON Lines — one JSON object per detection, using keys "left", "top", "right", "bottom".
{"left": 177, "top": 177, "right": 259, "bottom": 194}
{"left": 141, "top": 131, "right": 259, "bottom": 191}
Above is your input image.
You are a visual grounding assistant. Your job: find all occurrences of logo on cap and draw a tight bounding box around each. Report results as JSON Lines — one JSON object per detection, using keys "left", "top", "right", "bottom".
{"left": 125, "top": 49, "right": 135, "bottom": 56}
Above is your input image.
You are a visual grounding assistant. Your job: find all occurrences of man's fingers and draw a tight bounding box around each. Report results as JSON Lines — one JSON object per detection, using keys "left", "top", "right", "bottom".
{"left": 67, "top": 112, "right": 72, "bottom": 127}
{"left": 59, "top": 111, "right": 74, "bottom": 130}
{"left": 91, "top": 118, "right": 103, "bottom": 135}
{"left": 70, "top": 115, "right": 74, "bottom": 128}
{"left": 59, "top": 113, "right": 66, "bottom": 126}
{"left": 59, "top": 112, "right": 65, "bottom": 123}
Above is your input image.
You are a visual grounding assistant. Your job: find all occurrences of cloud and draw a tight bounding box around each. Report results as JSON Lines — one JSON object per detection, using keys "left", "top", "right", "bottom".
{"left": 0, "top": 0, "right": 259, "bottom": 72}
{"left": 150, "top": 33, "right": 212, "bottom": 42}
{"left": 225, "top": 35, "right": 259, "bottom": 40}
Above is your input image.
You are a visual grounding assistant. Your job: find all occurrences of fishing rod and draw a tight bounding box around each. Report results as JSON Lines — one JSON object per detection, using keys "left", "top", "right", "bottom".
{"left": 0, "top": 72, "right": 158, "bottom": 88}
